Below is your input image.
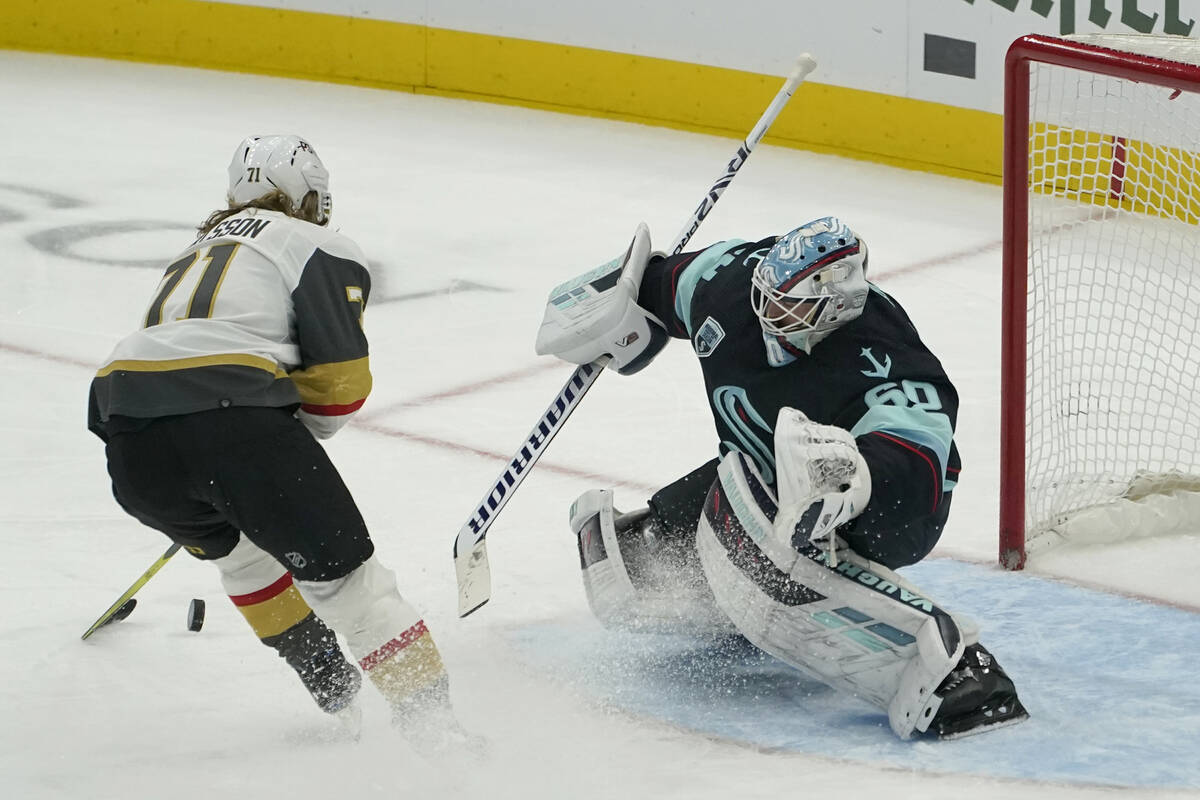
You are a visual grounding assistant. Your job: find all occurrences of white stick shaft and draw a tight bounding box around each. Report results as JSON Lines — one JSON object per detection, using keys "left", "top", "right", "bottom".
{"left": 455, "top": 54, "right": 816, "bottom": 616}
{"left": 453, "top": 357, "right": 605, "bottom": 557}
{"left": 668, "top": 53, "right": 817, "bottom": 255}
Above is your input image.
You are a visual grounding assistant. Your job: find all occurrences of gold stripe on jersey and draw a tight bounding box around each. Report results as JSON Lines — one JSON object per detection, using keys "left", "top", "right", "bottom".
{"left": 290, "top": 356, "right": 372, "bottom": 413}
{"left": 96, "top": 353, "right": 288, "bottom": 379}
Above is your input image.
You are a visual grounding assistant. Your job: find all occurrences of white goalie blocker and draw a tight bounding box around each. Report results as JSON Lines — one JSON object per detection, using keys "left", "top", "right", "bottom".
{"left": 535, "top": 223, "right": 670, "bottom": 375}
{"left": 696, "top": 410, "right": 976, "bottom": 739}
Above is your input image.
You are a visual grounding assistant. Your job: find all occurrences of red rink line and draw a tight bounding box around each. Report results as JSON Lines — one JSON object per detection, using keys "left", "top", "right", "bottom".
{"left": 871, "top": 238, "right": 1003, "bottom": 280}
{"left": 0, "top": 337, "right": 653, "bottom": 493}
{"left": 351, "top": 419, "right": 658, "bottom": 495}
{"left": 357, "top": 359, "right": 564, "bottom": 421}
{"left": 0, "top": 340, "right": 98, "bottom": 370}
{"left": 355, "top": 359, "right": 662, "bottom": 492}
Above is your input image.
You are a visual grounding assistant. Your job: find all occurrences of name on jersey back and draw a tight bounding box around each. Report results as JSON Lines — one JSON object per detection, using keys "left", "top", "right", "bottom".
{"left": 199, "top": 216, "right": 272, "bottom": 243}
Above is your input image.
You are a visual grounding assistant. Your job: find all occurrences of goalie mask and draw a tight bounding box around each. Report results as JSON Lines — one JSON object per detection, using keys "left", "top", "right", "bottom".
{"left": 227, "top": 135, "right": 332, "bottom": 225}
{"left": 751, "top": 216, "right": 869, "bottom": 362}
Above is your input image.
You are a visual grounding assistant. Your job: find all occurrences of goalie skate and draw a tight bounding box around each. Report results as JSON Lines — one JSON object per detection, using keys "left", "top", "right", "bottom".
{"left": 928, "top": 644, "right": 1029, "bottom": 739}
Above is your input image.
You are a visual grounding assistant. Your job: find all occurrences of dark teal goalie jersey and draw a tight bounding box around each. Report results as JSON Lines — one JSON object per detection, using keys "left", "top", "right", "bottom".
{"left": 638, "top": 236, "right": 962, "bottom": 527}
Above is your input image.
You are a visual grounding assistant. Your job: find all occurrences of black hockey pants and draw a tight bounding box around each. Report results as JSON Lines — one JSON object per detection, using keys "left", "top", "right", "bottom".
{"left": 103, "top": 407, "right": 373, "bottom": 582}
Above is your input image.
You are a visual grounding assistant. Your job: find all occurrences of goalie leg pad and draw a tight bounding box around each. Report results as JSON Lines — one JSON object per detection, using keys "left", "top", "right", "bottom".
{"left": 571, "top": 489, "right": 638, "bottom": 625}
{"left": 697, "top": 452, "right": 965, "bottom": 739}
{"left": 570, "top": 489, "right": 733, "bottom": 635}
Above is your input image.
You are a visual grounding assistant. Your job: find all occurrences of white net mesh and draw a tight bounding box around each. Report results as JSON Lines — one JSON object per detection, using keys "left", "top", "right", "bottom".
{"left": 1025, "top": 35, "right": 1200, "bottom": 548}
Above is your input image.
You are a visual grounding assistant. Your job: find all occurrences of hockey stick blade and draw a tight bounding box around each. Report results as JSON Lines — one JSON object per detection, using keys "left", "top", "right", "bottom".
{"left": 109, "top": 598, "right": 137, "bottom": 622}
{"left": 82, "top": 596, "right": 141, "bottom": 641}
{"left": 81, "top": 542, "right": 182, "bottom": 640}
{"left": 454, "top": 539, "right": 492, "bottom": 618}
{"left": 96, "top": 598, "right": 137, "bottom": 629}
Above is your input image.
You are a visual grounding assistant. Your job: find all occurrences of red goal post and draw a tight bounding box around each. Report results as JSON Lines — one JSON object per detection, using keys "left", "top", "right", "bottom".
{"left": 1001, "top": 34, "right": 1200, "bottom": 569}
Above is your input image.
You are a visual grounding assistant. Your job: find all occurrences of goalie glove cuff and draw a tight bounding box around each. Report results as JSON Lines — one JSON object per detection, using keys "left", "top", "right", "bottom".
{"left": 535, "top": 223, "right": 670, "bottom": 374}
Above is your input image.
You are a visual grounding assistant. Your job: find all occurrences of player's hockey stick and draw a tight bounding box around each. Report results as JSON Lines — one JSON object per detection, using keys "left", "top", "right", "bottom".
{"left": 81, "top": 542, "right": 182, "bottom": 640}
{"left": 454, "top": 54, "right": 818, "bottom": 618}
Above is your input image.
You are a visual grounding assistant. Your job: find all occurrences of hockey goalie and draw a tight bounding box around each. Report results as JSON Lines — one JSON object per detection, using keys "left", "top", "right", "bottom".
{"left": 536, "top": 218, "right": 1029, "bottom": 740}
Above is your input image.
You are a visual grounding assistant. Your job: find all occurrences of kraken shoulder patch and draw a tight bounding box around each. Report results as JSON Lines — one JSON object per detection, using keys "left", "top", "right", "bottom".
{"left": 695, "top": 316, "right": 725, "bottom": 357}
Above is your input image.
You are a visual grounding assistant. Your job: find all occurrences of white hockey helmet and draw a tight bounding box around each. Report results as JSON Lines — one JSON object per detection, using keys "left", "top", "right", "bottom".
{"left": 226, "top": 135, "right": 332, "bottom": 225}
{"left": 751, "top": 216, "right": 869, "bottom": 354}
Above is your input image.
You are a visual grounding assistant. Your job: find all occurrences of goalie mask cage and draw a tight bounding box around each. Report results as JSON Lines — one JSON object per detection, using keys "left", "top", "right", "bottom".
{"left": 1001, "top": 34, "right": 1200, "bottom": 570}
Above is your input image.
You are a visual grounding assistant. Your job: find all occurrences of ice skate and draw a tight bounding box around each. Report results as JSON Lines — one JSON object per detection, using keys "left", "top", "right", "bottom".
{"left": 296, "top": 643, "right": 362, "bottom": 714}
{"left": 390, "top": 678, "right": 488, "bottom": 761}
{"left": 928, "top": 644, "right": 1029, "bottom": 739}
{"left": 361, "top": 632, "right": 487, "bottom": 761}
{"left": 293, "top": 639, "right": 364, "bottom": 740}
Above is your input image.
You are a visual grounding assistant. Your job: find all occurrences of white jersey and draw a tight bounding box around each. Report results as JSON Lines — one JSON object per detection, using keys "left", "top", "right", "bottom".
{"left": 89, "top": 208, "right": 372, "bottom": 440}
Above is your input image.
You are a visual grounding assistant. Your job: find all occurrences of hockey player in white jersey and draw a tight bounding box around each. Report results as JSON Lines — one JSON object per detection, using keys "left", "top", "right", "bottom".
{"left": 89, "top": 135, "right": 473, "bottom": 754}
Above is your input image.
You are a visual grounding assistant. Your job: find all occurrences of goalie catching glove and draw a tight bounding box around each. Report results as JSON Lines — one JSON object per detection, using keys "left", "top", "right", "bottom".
{"left": 535, "top": 223, "right": 670, "bottom": 375}
{"left": 773, "top": 408, "right": 871, "bottom": 562}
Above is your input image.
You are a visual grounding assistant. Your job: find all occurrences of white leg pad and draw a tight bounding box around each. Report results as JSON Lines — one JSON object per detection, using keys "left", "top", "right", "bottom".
{"left": 697, "top": 454, "right": 965, "bottom": 739}
{"left": 212, "top": 534, "right": 288, "bottom": 596}
{"left": 850, "top": 553, "right": 980, "bottom": 647}
{"left": 571, "top": 489, "right": 638, "bottom": 626}
{"left": 571, "top": 489, "right": 734, "bottom": 635}
{"left": 294, "top": 555, "right": 423, "bottom": 664}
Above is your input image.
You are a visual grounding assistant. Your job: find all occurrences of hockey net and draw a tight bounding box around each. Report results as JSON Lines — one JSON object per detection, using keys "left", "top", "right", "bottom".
{"left": 1001, "top": 34, "right": 1200, "bottom": 569}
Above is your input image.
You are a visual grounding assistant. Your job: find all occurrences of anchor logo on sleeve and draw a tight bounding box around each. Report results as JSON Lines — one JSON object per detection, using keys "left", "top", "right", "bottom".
{"left": 859, "top": 347, "right": 892, "bottom": 379}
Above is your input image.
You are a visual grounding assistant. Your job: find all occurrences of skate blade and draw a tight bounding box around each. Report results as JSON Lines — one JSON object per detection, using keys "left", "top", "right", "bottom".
{"left": 937, "top": 706, "right": 1030, "bottom": 740}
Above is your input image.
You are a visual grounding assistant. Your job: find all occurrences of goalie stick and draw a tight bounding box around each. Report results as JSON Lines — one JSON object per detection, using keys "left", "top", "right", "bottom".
{"left": 454, "top": 53, "right": 819, "bottom": 618}
{"left": 81, "top": 542, "right": 181, "bottom": 640}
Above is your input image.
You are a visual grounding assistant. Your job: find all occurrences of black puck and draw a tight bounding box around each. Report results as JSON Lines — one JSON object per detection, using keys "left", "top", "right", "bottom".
{"left": 187, "top": 598, "right": 206, "bottom": 632}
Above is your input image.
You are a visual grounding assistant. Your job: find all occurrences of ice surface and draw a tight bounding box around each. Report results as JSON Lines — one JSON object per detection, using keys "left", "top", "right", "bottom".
{"left": 1, "top": 50, "right": 1197, "bottom": 799}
